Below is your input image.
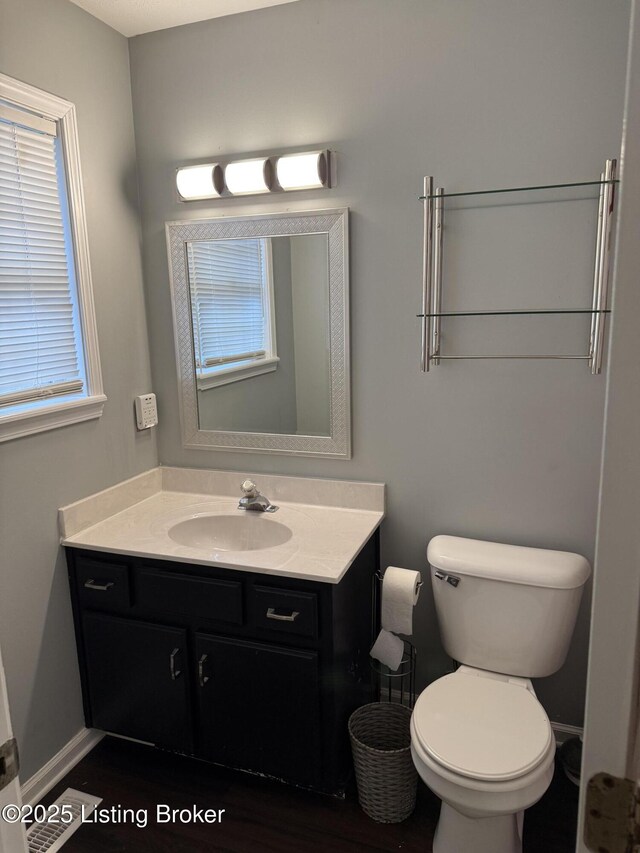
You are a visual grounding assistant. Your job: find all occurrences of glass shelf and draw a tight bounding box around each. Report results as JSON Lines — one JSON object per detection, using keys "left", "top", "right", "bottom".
{"left": 416, "top": 308, "right": 611, "bottom": 318}
{"left": 419, "top": 178, "right": 618, "bottom": 201}
{"left": 419, "top": 160, "right": 617, "bottom": 373}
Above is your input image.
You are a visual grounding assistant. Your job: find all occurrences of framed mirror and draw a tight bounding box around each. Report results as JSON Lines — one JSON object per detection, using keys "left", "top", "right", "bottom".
{"left": 165, "top": 208, "right": 350, "bottom": 457}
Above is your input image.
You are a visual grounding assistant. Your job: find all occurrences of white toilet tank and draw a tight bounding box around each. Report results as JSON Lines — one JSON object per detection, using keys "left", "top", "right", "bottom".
{"left": 427, "top": 535, "right": 591, "bottom": 678}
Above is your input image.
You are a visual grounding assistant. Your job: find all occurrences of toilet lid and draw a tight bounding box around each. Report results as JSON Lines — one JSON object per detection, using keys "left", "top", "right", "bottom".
{"left": 412, "top": 671, "right": 552, "bottom": 782}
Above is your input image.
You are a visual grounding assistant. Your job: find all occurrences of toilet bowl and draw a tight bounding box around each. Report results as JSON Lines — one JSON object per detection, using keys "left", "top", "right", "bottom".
{"left": 410, "top": 666, "right": 556, "bottom": 853}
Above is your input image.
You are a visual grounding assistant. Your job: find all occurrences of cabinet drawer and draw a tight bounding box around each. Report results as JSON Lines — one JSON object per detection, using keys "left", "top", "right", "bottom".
{"left": 136, "top": 568, "right": 243, "bottom": 625}
{"left": 76, "top": 557, "right": 131, "bottom": 612}
{"left": 250, "top": 585, "right": 318, "bottom": 639}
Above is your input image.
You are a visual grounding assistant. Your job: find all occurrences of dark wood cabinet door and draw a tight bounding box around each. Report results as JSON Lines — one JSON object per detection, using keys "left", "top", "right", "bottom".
{"left": 82, "top": 612, "right": 192, "bottom": 752}
{"left": 195, "top": 633, "right": 321, "bottom": 787}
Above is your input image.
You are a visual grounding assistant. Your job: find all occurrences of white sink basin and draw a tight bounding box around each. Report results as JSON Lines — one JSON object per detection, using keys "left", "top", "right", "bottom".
{"left": 167, "top": 513, "right": 293, "bottom": 552}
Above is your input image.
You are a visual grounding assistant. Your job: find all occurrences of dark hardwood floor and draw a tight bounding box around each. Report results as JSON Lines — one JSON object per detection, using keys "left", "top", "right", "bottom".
{"left": 36, "top": 736, "right": 579, "bottom": 852}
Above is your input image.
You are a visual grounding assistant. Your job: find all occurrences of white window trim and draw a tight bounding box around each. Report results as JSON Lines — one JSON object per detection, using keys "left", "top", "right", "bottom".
{"left": 195, "top": 237, "right": 278, "bottom": 391}
{"left": 0, "top": 73, "right": 106, "bottom": 442}
{"left": 197, "top": 355, "right": 280, "bottom": 390}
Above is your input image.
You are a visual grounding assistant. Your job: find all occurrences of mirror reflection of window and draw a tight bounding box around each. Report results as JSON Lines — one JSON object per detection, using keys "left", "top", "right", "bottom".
{"left": 189, "top": 233, "right": 331, "bottom": 438}
{"left": 187, "top": 238, "right": 278, "bottom": 390}
{"left": 166, "top": 209, "right": 349, "bottom": 454}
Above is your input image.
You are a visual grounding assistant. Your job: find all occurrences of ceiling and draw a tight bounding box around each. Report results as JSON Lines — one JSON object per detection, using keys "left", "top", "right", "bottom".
{"left": 68, "top": 0, "right": 301, "bottom": 37}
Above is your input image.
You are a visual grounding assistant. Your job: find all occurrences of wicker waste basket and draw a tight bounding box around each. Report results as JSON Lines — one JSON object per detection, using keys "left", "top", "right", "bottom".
{"left": 348, "top": 702, "right": 418, "bottom": 823}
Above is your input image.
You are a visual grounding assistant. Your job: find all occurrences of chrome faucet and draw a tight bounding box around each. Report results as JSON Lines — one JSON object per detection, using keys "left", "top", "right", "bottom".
{"left": 238, "top": 480, "right": 278, "bottom": 513}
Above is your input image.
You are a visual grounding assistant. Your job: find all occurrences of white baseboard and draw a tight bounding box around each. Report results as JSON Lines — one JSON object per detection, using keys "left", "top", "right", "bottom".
{"left": 21, "top": 728, "right": 104, "bottom": 806}
{"left": 551, "top": 722, "right": 583, "bottom": 745}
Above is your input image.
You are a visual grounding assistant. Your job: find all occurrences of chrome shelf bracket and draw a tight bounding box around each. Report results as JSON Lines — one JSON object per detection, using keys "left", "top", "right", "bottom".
{"left": 421, "top": 176, "right": 433, "bottom": 372}
{"left": 589, "top": 159, "right": 617, "bottom": 374}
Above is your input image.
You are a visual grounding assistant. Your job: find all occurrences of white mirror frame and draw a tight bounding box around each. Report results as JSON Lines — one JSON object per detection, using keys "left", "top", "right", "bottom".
{"left": 165, "top": 208, "right": 350, "bottom": 458}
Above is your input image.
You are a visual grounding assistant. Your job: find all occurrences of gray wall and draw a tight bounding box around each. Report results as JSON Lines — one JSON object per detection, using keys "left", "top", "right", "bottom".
{"left": 128, "top": 0, "right": 631, "bottom": 726}
{"left": 0, "top": 0, "right": 157, "bottom": 778}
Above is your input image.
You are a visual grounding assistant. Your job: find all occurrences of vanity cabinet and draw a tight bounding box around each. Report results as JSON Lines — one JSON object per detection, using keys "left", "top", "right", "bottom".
{"left": 66, "top": 533, "right": 377, "bottom": 796}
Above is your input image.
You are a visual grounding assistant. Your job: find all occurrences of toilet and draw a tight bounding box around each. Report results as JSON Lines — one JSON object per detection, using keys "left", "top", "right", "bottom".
{"left": 410, "top": 535, "right": 591, "bottom": 853}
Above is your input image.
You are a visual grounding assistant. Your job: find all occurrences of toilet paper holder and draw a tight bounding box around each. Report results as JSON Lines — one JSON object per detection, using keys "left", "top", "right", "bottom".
{"left": 370, "top": 639, "right": 416, "bottom": 708}
{"left": 371, "top": 569, "right": 420, "bottom": 707}
{"left": 374, "top": 569, "right": 424, "bottom": 596}
{"left": 371, "top": 567, "right": 423, "bottom": 639}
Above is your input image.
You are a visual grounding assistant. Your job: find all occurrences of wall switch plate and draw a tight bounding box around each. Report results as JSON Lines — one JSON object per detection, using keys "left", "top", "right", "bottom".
{"left": 135, "top": 393, "right": 158, "bottom": 430}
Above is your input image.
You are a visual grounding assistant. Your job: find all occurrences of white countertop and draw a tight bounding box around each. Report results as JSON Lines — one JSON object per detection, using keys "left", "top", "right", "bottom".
{"left": 60, "top": 468, "right": 385, "bottom": 584}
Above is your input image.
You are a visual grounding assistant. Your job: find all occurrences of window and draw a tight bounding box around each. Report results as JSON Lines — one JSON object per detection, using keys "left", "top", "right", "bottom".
{"left": 187, "top": 237, "right": 278, "bottom": 389}
{"left": 0, "top": 74, "right": 104, "bottom": 442}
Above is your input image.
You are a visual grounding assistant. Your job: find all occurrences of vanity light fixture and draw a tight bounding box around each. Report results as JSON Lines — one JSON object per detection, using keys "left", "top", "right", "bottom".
{"left": 176, "top": 163, "right": 223, "bottom": 200}
{"left": 224, "top": 157, "right": 273, "bottom": 195}
{"left": 176, "top": 149, "right": 333, "bottom": 200}
{"left": 275, "top": 150, "right": 330, "bottom": 191}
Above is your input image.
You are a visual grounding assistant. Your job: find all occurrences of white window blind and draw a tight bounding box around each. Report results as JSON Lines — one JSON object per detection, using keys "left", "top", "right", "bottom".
{"left": 187, "top": 238, "right": 270, "bottom": 370}
{"left": 0, "top": 110, "right": 84, "bottom": 407}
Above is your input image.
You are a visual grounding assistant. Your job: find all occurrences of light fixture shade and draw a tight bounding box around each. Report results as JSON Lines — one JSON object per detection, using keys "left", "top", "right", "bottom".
{"left": 176, "top": 164, "right": 223, "bottom": 200}
{"left": 276, "top": 150, "right": 330, "bottom": 191}
{"left": 224, "top": 158, "right": 273, "bottom": 195}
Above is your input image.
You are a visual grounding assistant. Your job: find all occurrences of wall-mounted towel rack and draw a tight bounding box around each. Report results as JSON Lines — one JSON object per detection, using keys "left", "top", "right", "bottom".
{"left": 419, "top": 160, "right": 618, "bottom": 374}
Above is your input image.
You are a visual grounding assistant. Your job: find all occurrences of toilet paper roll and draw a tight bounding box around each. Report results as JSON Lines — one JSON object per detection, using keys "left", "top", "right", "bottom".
{"left": 381, "top": 566, "right": 421, "bottom": 636}
{"left": 370, "top": 629, "right": 405, "bottom": 671}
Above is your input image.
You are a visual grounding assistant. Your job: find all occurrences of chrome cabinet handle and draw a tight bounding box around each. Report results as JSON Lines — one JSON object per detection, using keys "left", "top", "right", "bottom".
{"left": 84, "top": 579, "right": 115, "bottom": 591}
{"left": 266, "top": 607, "right": 300, "bottom": 622}
{"left": 198, "top": 654, "right": 210, "bottom": 687}
{"left": 169, "top": 648, "right": 182, "bottom": 681}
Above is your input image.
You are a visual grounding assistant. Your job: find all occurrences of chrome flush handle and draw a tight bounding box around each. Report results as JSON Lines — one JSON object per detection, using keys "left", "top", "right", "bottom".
{"left": 434, "top": 571, "right": 460, "bottom": 587}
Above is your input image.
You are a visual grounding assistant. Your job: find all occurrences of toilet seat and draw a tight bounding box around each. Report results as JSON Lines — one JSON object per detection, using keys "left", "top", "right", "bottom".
{"left": 412, "top": 669, "right": 553, "bottom": 783}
